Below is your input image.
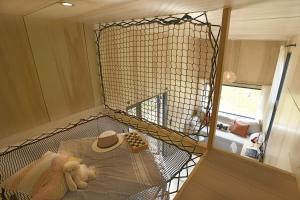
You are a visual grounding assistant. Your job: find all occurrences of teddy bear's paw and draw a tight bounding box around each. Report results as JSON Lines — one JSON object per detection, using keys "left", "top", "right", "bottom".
{"left": 77, "top": 181, "right": 88, "bottom": 189}
{"left": 89, "top": 166, "right": 97, "bottom": 179}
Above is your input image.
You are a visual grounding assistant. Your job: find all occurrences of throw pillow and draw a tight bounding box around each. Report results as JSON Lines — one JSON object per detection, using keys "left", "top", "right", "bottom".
{"left": 230, "top": 121, "right": 249, "bottom": 137}
{"left": 1, "top": 151, "right": 59, "bottom": 195}
{"left": 237, "top": 119, "right": 261, "bottom": 134}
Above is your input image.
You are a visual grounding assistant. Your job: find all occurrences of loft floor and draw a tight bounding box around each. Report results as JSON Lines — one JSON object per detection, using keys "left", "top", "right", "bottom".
{"left": 175, "top": 149, "right": 300, "bottom": 200}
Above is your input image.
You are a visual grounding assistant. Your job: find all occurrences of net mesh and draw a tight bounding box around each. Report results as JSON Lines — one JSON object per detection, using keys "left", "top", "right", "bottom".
{"left": 0, "top": 11, "right": 222, "bottom": 199}
{"left": 95, "top": 12, "right": 221, "bottom": 152}
{"left": 0, "top": 116, "right": 195, "bottom": 199}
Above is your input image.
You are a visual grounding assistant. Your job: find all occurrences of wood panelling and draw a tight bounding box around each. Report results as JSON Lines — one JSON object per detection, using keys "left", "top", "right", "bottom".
{"left": 0, "top": 106, "right": 104, "bottom": 150}
{"left": 223, "top": 40, "right": 283, "bottom": 85}
{"left": 13, "top": 0, "right": 258, "bottom": 22}
{"left": 2, "top": 0, "right": 299, "bottom": 41}
{"left": 175, "top": 149, "right": 300, "bottom": 200}
{"left": 265, "top": 35, "right": 300, "bottom": 173}
{"left": 25, "top": 17, "right": 96, "bottom": 120}
{"left": 289, "top": 50, "right": 300, "bottom": 108}
{"left": 223, "top": 40, "right": 240, "bottom": 73}
{"left": 0, "top": 14, "right": 50, "bottom": 139}
{"left": 83, "top": 23, "right": 103, "bottom": 105}
{"left": 0, "top": 14, "right": 102, "bottom": 143}
{"left": 0, "top": 0, "right": 57, "bottom": 15}
{"left": 264, "top": 90, "right": 300, "bottom": 172}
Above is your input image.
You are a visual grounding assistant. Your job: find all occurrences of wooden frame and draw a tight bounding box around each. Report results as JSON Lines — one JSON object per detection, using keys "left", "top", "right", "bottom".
{"left": 104, "top": 108, "right": 207, "bottom": 155}
{"left": 207, "top": 7, "right": 231, "bottom": 150}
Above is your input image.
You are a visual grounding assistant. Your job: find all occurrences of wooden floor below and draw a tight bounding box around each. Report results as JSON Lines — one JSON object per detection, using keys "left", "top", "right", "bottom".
{"left": 175, "top": 149, "right": 300, "bottom": 200}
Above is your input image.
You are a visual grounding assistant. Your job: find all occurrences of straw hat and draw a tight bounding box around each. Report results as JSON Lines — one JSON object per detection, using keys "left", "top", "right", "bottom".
{"left": 91, "top": 130, "right": 124, "bottom": 153}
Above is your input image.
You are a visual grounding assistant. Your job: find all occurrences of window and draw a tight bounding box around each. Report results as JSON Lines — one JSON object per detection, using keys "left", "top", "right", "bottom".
{"left": 219, "top": 85, "right": 261, "bottom": 118}
{"left": 127, "top": 93, "right": 167, "bottom": 126}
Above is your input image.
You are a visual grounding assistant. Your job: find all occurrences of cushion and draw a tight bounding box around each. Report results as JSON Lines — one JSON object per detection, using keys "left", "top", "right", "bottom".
{"left": 237, "top": 118, "right": 261, "bottom": 134}
{"left": 0, "top": 151, "right": 59, "bottom": 195}
{"left": 230, "top": 121, "right": 249, "bottom": 137}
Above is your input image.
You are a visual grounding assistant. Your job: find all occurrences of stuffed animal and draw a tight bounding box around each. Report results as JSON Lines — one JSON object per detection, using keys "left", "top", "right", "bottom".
{"left": 63, "top": 159, "right": 96, "bottom": 191}
{"left": 30, "top": 152, "right": 96, "bottom": 200}
{"left": 31, "top": 152, "right": 70, "bottom": 200}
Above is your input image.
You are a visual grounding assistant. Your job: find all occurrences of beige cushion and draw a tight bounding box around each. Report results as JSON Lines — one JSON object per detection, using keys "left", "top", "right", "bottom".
{"left": 1, "top": 151, "right": 58, "bottom": 195}
{"left": 237, "top": 119, "right": 261, "bottom": 134}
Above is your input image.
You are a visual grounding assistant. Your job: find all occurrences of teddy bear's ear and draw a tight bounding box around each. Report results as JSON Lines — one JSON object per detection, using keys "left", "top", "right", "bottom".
{"left": 63, "top": 160, "right": 80, "bottom": 173}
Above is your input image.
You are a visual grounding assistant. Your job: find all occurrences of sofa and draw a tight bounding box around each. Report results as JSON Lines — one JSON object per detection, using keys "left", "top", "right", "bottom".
{"left": 186, "top": 113, "right": 262, "bottom": 154}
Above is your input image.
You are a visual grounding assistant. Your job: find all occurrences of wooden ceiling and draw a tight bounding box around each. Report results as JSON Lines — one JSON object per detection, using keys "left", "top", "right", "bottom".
{"left": 1, "top": 0, "right": 300, "bottom": 40}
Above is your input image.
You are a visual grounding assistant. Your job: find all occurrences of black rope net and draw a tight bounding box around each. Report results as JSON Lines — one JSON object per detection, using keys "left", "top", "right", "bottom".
{"left": 0, "top": 11, "right": 221, "bottom": 200}
{"left": 0, "top": 116, "right": 197, "bottom": 199}
{"left": 95, "top": 12, "right": 221, "bottom": 153}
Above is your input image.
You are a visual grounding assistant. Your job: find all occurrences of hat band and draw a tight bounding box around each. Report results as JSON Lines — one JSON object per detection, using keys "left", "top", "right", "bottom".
{"left": 97, "top": 139, "right": 118, "bottom": 148}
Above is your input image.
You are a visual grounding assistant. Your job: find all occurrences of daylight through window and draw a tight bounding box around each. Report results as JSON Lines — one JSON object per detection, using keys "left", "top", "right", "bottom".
{"left": 219, "top": 85, "right": 261, "bottom": 118}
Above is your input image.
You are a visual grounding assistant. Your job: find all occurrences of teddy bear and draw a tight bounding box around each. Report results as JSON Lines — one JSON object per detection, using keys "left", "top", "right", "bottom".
{"left": 30, "top": 152, "right": 96, "bottom": 200}
{"left": 31, "top": 152, "right": 72, "bottom": 200}
{"left": 63, "top": 159, "right": 96, "bottom": 191}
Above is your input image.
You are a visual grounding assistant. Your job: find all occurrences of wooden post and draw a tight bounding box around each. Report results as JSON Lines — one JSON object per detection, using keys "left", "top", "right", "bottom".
{"left": 207, "top": 8, "right": 231, "bottom": 150}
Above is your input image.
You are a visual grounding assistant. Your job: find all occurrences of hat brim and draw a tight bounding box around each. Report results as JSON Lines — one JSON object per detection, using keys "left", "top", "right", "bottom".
{"left": 91, "top": 134, "right": 124, "bottom": 153}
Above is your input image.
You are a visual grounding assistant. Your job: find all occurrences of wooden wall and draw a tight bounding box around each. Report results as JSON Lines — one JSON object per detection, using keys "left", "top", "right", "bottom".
{"left": 264, "top": 35, "right": 300, "bottom": 173}
{"left": 0, "top": 15, "right": 287, "bottom": 148}
{"left": 0, "top": 14, "right": 50, "bottom": 138}
{"left": 223, "top": 40, "right": 283, "bottom": 85}
{"left": 0, "top": 14, "right": 102, "bottom": 141}
{"left": 25, "top": 17, "right": 101, "bottom": 120}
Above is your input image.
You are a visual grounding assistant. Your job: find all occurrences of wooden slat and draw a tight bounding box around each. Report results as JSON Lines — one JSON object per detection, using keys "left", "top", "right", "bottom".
{"left": 207, "top": 8, "right": 231, "bottom": 150}
{"left": 0, "top": 14, "right": 50, "bottom": 139}
{"left": 24, "top": 17, "right": 96, "bottom": 120}
{"left": 175, "top": 149, "right": 300, "bottom": 200}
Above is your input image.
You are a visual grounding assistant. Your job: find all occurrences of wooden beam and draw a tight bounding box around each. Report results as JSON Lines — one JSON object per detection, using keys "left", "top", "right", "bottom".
{"left": 104, "top": 108, "right": 207, "bottom": 155}
{"left": 207, "top": 8, "right": 231, "bottom": 150}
